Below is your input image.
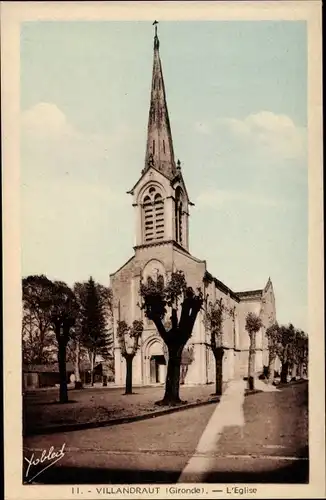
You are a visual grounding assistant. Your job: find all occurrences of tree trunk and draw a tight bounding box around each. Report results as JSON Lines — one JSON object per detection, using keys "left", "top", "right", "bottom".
{"left": 125, "top": 355, "right": 134, "bottom": 395}
{"left": 159, "top": 344, "right": 184, "bottom": 405}
{"left": 213, "top": 347, "right": 224, "bottom": 396}
{"left": 291, "top": 363, "right": 297, "bottom": 380}
{"left": 58, "top": 341, "right": 68, "bottom": 403}
{"left": 267, "top": 353, "right": 276, "bottom": 385}
{"left": 74, "top": 339, "right": 83, "bottom": 389}
{"left": 280, "top": 361, "right": 289, "bottom": 383}
{"left": 248, "top": 332, "right": 256, "bottom": 390}
{"left": 298, "top": 362, "right": 304, "bottom": 379}
{"left": 102, "top": 367, "right": 108, "bottom": 387}
{"left": 90, "top": 351, "right": 95, "bottom": 386}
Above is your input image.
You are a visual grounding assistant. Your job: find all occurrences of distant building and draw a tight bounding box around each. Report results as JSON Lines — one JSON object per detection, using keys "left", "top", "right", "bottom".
{"left": 110, "top": 29, "right": 276, "bottom": 386}
{"left": 22, "top": 361, "right": 114, "bottom": 389}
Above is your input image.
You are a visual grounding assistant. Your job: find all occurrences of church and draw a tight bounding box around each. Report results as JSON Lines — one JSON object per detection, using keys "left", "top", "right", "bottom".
{"left": 110, "top": 27, "right": 276, "bottom": 387}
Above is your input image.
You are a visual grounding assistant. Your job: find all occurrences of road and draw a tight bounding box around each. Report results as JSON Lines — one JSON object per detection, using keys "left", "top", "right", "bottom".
{"left": 23, "top": 381, "right": 308, "bottom": 484}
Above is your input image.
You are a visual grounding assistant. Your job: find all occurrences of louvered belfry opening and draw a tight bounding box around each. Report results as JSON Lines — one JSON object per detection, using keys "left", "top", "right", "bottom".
{"left": 143, "top": 186, "right": 165, "bottom": 243}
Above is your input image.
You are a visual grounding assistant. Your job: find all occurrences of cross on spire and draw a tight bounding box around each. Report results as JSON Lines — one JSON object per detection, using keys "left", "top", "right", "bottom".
{"left": 153, "top": 20, "right": 158, "bottom": 37}
{"left": 153, "top": 20, "right": 159, "bottom": 49}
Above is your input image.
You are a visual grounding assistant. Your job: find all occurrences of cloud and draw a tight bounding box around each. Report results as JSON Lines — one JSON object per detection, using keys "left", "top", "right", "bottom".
{"left": 196, "top": 188, "right": 289, "bottom": 209}
{"left": 21, "top": 102, "right": 76, "bottom": 138}
{"left": 20, "top": 102, "right": 135, "bottom": 283}
{"left": 20, "top": 102, "right": 143, "bottom": 188}
{"left": 220, "top": 111, "right": 307, "bottom": 161}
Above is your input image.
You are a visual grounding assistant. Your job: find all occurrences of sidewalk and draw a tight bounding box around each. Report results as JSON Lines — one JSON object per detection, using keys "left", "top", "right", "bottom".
{"left": 179, "top": 380, "right": 309, "bottom": 483}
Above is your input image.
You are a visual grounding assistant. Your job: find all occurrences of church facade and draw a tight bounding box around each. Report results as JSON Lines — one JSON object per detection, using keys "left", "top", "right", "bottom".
{"left": 110, "top": 29, "right": 276, "bottom": 387}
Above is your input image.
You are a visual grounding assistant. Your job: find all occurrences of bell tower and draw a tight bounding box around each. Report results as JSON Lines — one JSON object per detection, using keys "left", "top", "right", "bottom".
{"left": 128, "top": 22, "right": 192, "bottom": 253}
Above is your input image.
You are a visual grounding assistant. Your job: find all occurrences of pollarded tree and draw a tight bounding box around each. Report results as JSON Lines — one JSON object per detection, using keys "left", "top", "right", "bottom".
{"left": 265, "top": 322, "right": 281, "bottom": 385}
{"left": 49, "top": 280, "right": 79, "bottom": 403}
{"left": 117, "top": 320, "right": 144, "bottom": 394}
{"left": 277, "top": 323, "right": 296, "bottom": 384}
{"left": 245, "top": 312, "right": 263, "bottom": 390}
{"left": 140, "top": 270, "right": 203, "bottom": 405}
{"left": 202, "top": 271, "right": 225, "bottom": 396}
{"left": 203, "top": 297, "right": 226, "bottom": 396}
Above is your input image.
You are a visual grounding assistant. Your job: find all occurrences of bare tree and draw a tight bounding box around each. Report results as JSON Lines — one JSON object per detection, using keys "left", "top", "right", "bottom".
{"left": 22, "top": 275, "right": 56, "bottom": 364}
{"left": 117, "top": 320, "right": 144, "bottom": 394}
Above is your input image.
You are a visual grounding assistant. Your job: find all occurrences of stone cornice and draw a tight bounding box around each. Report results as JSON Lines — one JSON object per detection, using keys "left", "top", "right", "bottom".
{"left": 134, "top": 239, "right": 190, "bottom": 254}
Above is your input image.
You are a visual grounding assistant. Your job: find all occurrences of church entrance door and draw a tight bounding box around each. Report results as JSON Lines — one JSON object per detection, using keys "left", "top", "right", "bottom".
{"left": 149, "top": 355, "right": 166, "bottom": 384}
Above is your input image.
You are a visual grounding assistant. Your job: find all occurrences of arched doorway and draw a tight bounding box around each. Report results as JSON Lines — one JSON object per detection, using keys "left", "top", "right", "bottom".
{"left": 150, "top": 355, "right": 166, "bottom": 384}
{"left": 144, "top": 336, "right": 167, "bottom": 384}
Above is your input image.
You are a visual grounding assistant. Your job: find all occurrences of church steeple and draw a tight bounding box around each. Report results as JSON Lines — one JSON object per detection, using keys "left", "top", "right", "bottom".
{"left": 129, "top": 24, "right": 191, "bottom": 252}
{"left": 144, "top": 21, "right": 177, "bottom": 179}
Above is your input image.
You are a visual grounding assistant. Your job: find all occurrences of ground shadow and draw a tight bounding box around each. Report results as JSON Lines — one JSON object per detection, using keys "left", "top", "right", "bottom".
{"left": 203, "top": 459, "right": 309, "bottom": 484}
{"left": 27, "top": 400, "right": 79, "bottom": 406}
{"left": 23, "top": 459, "right": 309, "bottom": 485}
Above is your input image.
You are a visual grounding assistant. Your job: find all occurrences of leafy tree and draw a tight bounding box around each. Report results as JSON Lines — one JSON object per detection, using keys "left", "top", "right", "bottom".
{"left": 265, "top": 322, "right": 281, "bottom": 384}
{"left": 295, "top": 330, "right": 308, "bottom": 379}
{"left": 277, "top": 323, "right": 296, "bottom": 384}
{"left": 96, "top": 284, "right": 114, "bottom": 383}
{"left": 203, "top": 296, "right": 225, "bottom": 396}
{"left": 288, "top": 328, "right": 308, "bottom": 380}
{"left": 140, "top": 270, "right": 203, "bottom": 405}
{"left": 245, "top": 312, "right": 263, "bottom": 390}
{"left": 80, "top": 277, "right": 112, "bottom": 386}
{"left": 116, "top": 320, "right": 144, "bottom": 394}
{"left": 48, "top": 280, "right": 79, "bottom": 403}
{"left": 22, "top": 275, "right": 56, "bottom": 364}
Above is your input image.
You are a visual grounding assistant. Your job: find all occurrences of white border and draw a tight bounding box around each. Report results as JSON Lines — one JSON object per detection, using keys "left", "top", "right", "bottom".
{"left": 1, "top": 2, "right": 324, "bottom": 499}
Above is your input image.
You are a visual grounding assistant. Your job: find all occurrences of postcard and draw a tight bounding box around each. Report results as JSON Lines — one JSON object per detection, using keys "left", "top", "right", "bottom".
{"left": 1, "top": 1, "right": 324, "bottom": 499}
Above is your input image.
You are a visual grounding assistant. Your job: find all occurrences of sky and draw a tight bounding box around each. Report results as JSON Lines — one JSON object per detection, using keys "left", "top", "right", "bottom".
{"left": 20, "top": 20, "right": 308, "bottom": 330}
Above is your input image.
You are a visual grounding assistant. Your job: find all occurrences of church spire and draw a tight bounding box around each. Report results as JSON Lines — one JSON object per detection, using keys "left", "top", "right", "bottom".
{"left": 144, "top": 22, "right": 177, "bottom": 179}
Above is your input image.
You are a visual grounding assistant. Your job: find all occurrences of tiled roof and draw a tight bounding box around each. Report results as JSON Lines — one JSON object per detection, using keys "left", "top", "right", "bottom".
{"left": 23, "top": 361, "right": 92, "bottom": 373}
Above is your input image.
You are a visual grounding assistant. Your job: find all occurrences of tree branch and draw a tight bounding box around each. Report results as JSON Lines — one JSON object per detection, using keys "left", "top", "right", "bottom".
{"left": 151, "top": 315, "right": 168, "bottom": 343}
{"left": 178, "top": 298, "right": 192, "bottom": 333}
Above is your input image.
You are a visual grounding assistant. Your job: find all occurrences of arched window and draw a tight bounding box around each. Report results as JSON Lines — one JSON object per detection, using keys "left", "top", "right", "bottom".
{"left": 175, "top": 187, "right": 183, "bottom": 245}
{"left": 178, "top": 202, "right": 183, "bottom": 244}
{"left": 143, "top": 186, "right": 165, "bottom": 243}
{"left": 154, "top": 193, "right": 164, "bottom": 240}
